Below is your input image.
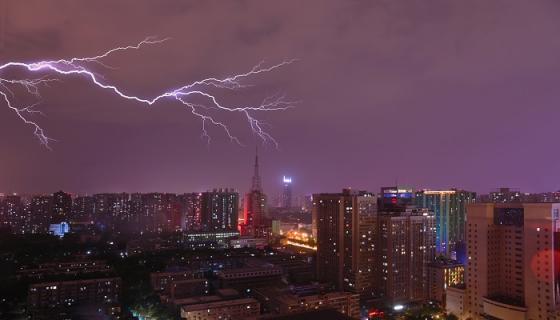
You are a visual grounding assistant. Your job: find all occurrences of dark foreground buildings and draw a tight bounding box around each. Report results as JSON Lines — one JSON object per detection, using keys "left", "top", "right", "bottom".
{"left": 3, "top": 184, "right": 560, "bottom": 320}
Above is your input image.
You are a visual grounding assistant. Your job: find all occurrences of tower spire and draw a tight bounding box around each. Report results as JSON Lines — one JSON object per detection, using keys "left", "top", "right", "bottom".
{"left": 251, "top": 145, "right": 262, "bottom": 191}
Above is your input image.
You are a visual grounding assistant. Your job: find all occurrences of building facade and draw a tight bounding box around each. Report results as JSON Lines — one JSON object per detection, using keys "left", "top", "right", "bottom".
{"left": 379, "top": 186, "right": 414, "bottom": 210}
{"left": 201, "top": 189, "right": 239, "bottom": 232}
{"left": 427, "top": 258, "right": 464, "bottom": 305}
{"left": 461, "top": 203, "right": 560, "bottom": 320}
{"left": 28, "top": 277, "right": 121, "bottom": 310}
{"left": 259, "top": 290, "right": 360, "bottom": 319}
{"left": 375, "top": 207, "right": 437, "bottom": 303}
{"left": 180, "top": 298, "right": 260, "bottom": 320}
{"left": 52, "top": 190, "right": 72, "bottom": 223}
{"left": 314, "top": 189, "right": 377, "bottom": 298}
{"left": 0, "top": 194, "right": 24, "bottom": 233}
{"left": 281, "top": 176, "right": 293, "bottom": 208}
{"left": 415, "top": 189, "right": 476, "bottom": 258}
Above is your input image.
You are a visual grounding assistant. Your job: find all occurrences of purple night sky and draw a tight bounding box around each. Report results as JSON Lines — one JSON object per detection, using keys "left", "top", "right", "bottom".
{"left": 1, "top": 0, "right": 559, "bottom": 196}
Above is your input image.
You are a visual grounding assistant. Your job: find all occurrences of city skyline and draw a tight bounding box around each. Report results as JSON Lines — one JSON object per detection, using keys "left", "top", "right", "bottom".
{"left": 0, "top": 143, "right": 557, "bottom": 196}
{"left": 3, "top": 2, "right": 560, "bottom": 320}
{"left": 2, "top": 1, "right": 560, "bottom": 195}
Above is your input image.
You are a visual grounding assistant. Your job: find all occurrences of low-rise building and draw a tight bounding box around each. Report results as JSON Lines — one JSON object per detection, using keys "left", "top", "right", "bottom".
{"left": 229, "top": 236, "right": 267, "bottom": 249}
{"left": 150, "top": 269, "right": 204, "bottom": 294}
{"left": 159, "top": 279, "right": 210, "bottom": 304}
{"left": 427, "top": 258, "right": 464, "bottom": 305}
{"left": 256, "top": 288, "right": 360, "bottom": 319}
{"left": 17, "top": 260, "right": 112, "bottom": 280}
{"left": 180, "top": 297, "right": 260, "bottom": 320}
{"left": 217, "top": 265, "right": 282, "bottom": 290}
{"left": 28, "top": 277, "right": 121, "bottom": 310}
{"left": 182, "top": 231, "right": 240, "bottom": 249}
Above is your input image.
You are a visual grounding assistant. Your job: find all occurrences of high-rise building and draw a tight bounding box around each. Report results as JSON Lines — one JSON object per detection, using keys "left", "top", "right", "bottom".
{"left": 0, "top": 194, "right": 24, "bottom": 233}
{"left": 379, "top": 186, "right": 414, "bottom": 210}
{"left": 281, "top": 176, "right": 293, "bottom": 208}
{"left": 302, "top": 194, "right": 313, "bottom": 212}
{"left": 72, "top": 195, "right": 94, "bottom": 221}
{"left": 375, "top": 207, "right": 436, "bottom": 304}
{"left": 415, "top": 189, "right": 476, "bottom": 258}
{"left": 52, "top": 190, "right": 72, "bottom": 223}
{"left": 483, "top": 187, "right": 523, "bottom": 203}
{"left": 201, "top": 189, "right": 239, "bottom": 232}
{"left": 93, "top": 193, "right": 131, "bottom": 232}
{"left": 314, "top": 189, "right": 377, "bottom": 298}
{"left": 179, "top": 193, "right": 203, "bottom": 232}
{"left": 242, "top": 149, "right": 268, "bottom": 237}
{"left": 93, "top": 193, "right": 112, "bottom": 224}
{"left": 532, "top": 191, "right": 560, "bottom": 203}
{"left": 355, "top": 213, "right": 377, "bottom": 298}
{"left": 140, "top": 193, "right": 165, "bottom": 233}
{"left": 158, "top": 193, "right": 181, "bottom": 233}
{"left": 29, "top": 195, "right": 53, "bottom": 234}
{"left": 128, "top": 193, "right": 143, "bottom": 232}
{"left": 479, "top": 188, "right": 560, "bottom": 204}
{"left": 460, "top": 203, "right": 560, "bottom": 320}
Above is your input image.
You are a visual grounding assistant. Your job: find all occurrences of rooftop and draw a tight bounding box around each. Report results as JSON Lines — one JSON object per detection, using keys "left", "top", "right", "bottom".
{"left": 181, "top": 298, "right": 258, "bottom": 312}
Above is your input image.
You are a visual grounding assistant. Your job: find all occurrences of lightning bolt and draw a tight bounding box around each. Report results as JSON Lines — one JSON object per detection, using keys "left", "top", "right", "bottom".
{"left": 0, "top": 37, "right": 296, "bottom": 149}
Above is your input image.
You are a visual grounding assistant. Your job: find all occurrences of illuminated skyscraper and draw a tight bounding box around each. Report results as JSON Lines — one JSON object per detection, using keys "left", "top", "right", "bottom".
{"left": 415, "top": 189, "right": 476, "bottom": 258}
{"left": 281, "top": 176, "right": 293, "bottom": 208}
{"left": 201, "top": 189, "right": 239, "bottom": 232}
{"left": 379, "top": 186, "right": 414, "bottom": 210}
{"left": 314, "top": 189, "right": 377, "bottom": 298}
{"left": 52, "top": 190, "right": 72, "bottom": 223}
{"left": 136, "top": 193, "right": 180, "bottom": 233}
{"left": 0, "top": 194, "right": 24, "bottom": 233}
{"left": 375, "top": 207, "right": 436, "bottom": 304}
{"left": 160, "top": 193, "right": 182, "bottom": 233}
{"left": 93, "top": 193, "right": 130, "bottom": 232}
{"left": 72, "top": 196, "right": 94, "bottom": 221}
{"left": 30, "top": 195, "right": 53, "bottom": 233}
{"left": 180, "top": 193, "right": 203, "bottom": 232}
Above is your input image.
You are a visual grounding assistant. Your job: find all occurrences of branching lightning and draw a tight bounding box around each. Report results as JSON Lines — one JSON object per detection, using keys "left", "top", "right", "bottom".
{"left": 0, "top": 37, "right": 296, "bottom": 149}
